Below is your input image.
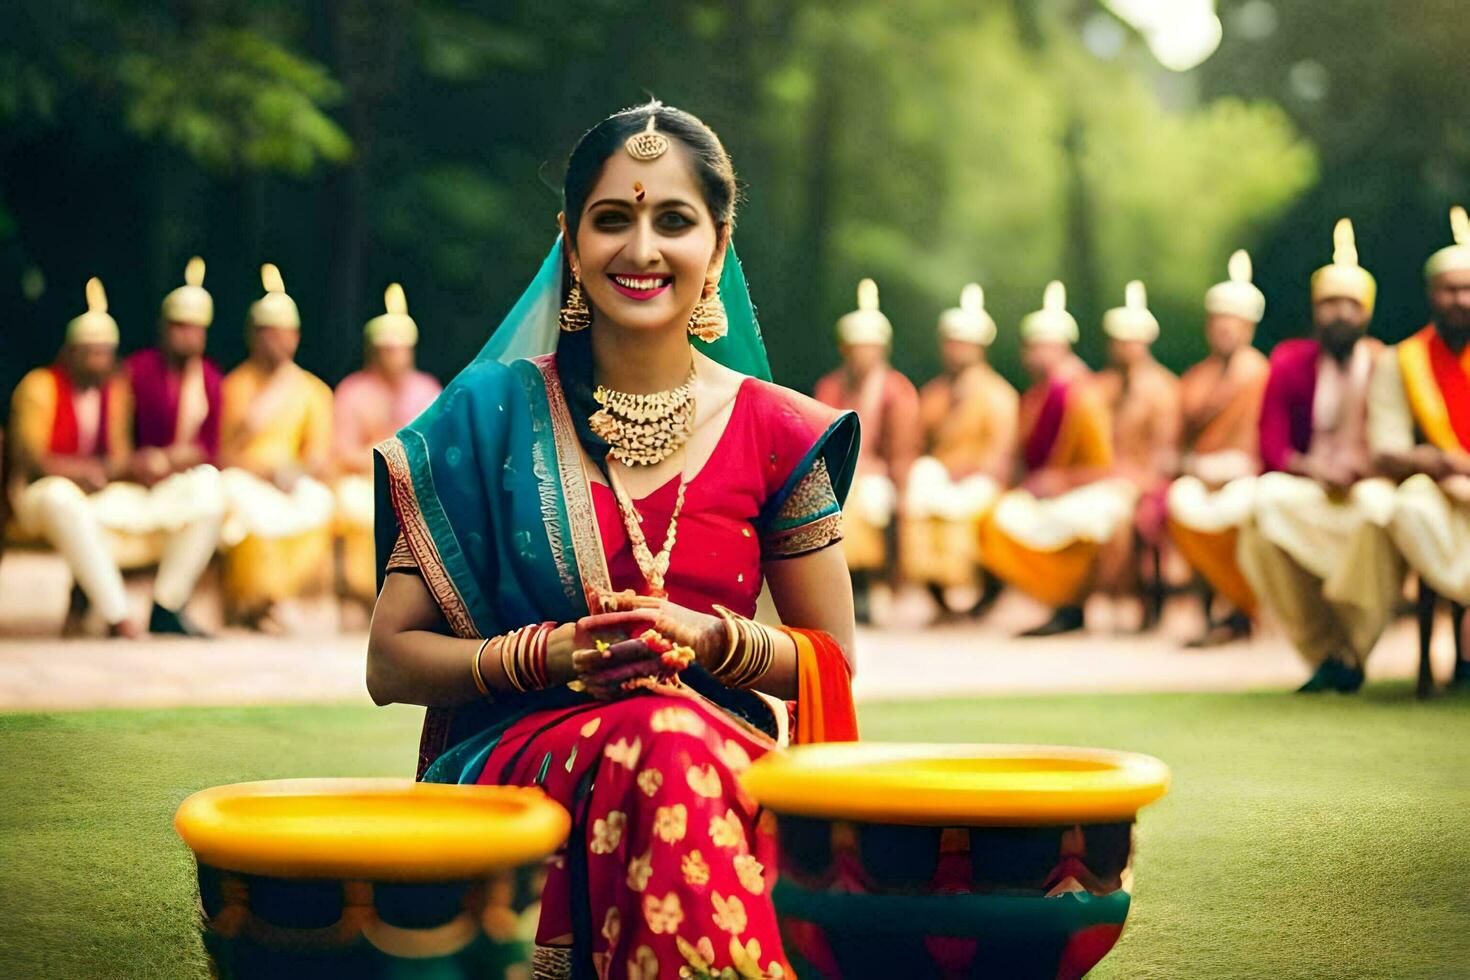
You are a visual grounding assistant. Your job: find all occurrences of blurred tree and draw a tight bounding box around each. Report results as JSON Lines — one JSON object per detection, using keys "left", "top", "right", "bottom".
{"left": 1202, "top": 0, "right": 1470, "bottom": 346}
{"left": 1, "top": 0, "right": 1337, "bottom": 408}
{"left": 1, "top": 1, "right": 351, "bottom": 393}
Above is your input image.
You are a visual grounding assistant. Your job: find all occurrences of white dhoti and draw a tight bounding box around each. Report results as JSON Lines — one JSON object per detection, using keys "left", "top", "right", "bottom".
{"left": 334, "top": 473, "right": 377, "bottom": 602}
{"left": 842, "top": 473, "right": 897, "bottom": 573}
{"left": 1166, "top": 475, "right": 1259, "bottom": 615}
{"left": 220, "top": 469, "right": 335, "bottom": 610}
{"left": 901, "top": 457, "right": 1000, "bottom": 588}
{"left": 1386, "top": 473, "right": 1470, "bottom": 605}
{"left": 14, "top": 466, "right": 225, "bottom": 621}
{"left": 979, "top": 478, "right": 1138, "bottom": 607}
{"left": 1236, "top": 473, "right": 1405, "bottom": 668}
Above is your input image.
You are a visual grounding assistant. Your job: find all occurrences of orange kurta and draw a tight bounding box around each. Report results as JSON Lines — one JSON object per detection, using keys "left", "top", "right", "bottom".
{"left": 979, "top": 368, "right": 1119, "bottom": 607}
{"left": 1167, "top": 348, "right": 1269, "bottom": 614}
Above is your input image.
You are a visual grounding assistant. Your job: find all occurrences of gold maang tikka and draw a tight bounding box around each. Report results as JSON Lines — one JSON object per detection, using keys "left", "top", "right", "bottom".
{"left": 625, "top": 115, "right": 669, "bottom": 162}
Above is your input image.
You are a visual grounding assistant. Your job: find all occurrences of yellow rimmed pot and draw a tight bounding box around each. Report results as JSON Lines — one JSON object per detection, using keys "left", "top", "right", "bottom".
{"left": 173, "top": 778, "right": 569, "bottom": 978}
{"left": 741, "top": 743, "right": 1170, "bottom": 979}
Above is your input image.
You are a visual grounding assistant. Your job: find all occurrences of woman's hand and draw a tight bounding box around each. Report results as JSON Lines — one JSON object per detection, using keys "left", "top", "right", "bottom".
{"left": 542, "top": 595, "right": 728, "bottom": 696}
{"left": 582, "top": 595, "right": 728, "bottom": 671}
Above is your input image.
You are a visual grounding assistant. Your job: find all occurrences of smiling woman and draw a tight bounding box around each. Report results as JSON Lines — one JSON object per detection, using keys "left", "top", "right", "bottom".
{"left": 365, "top": 101, "right": 861, "bottom": 978}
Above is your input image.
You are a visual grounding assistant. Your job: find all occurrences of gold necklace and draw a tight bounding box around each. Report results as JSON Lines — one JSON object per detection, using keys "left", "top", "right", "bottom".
{"left": 590, "top": 363, "right": 695, "bottom": 467}
{"left": 606, "top": 450, "right": 690, "bottom": 599}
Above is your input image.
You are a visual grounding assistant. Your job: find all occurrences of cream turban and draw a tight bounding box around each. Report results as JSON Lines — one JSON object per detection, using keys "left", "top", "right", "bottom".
{"left": 836, "top": 278, "right": 893, "bottom": 346}
{"left": 1204, "top": 249, "right": 1266, "bottom": 324}
{"left": 1019, "top": 280, "right": 1079, "bottom": 344}
{"left": 1102, "top": 280, "right": 1159, "bottom": 343}
{"left": 248, "top": 263, "right": 301, "bottom": 330}
{"left": 1424, "top": 206, "right": 1470, "bottom": 281}
{"left": 65, "top": 277, "right": 120, "bottom": 346}
{"left": 937, "top": 283, "right": 997, "bottom": 346}
{"left": 1310, "top": 218, "right": 1376, "bottom": 314}
{"left": 160, "top": 256, "right": 213, "bottom": 327}
{"left": 364, "top": 283, "right": 420, "bottom": 347}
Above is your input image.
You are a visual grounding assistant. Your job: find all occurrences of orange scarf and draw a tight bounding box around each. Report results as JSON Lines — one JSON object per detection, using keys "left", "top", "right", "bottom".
{"left": 778, "top": 627, "right": 859, "bottom": 743}
{"left": 1398, "top": 325, "right": 1470, "bottom": 452}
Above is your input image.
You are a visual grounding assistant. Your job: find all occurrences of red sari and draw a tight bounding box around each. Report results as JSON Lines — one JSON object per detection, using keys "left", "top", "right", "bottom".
{"left": 474, "top": 377, "right": 856, "bottom": 979}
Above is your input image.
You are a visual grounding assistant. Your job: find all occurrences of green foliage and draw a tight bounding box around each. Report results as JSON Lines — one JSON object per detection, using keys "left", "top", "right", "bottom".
{"left": 115, "top": 28, "right": 351, "bottom": 176}
{"left": 0, "top": 52, "right": 59, "bottom": 122}
{"left": 415, "top": 6, "right": 541, "bottom": 82}
{"left": 754, "top": 5, "right": 1318, "bottom": 385}
{"left": 14, "top": 0, "right": 1470, "bottom": 395}
{"left": 377, "top": 163, "right": 514, "bottom": 286}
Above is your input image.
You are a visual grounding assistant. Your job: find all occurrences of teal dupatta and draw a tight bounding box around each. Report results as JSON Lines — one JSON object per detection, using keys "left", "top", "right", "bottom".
{"left": 374, "top": 238, "right": 856, "bottom": 780}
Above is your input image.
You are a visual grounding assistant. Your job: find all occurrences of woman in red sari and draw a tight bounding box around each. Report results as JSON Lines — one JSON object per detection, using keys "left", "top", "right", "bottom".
{"left": 367, "top": 102, "right": 859, "bottom": 979}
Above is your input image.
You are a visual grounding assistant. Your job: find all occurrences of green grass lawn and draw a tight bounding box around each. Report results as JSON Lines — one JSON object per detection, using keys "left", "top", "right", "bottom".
{"left": 1, "top": 686, "right": 1466, "bottom": 978}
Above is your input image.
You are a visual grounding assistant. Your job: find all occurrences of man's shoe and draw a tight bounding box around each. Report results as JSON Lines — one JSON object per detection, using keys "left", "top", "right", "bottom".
{"left": 1449, "top": 659, "right": 1470, "bottom": 689}
{"left": 61, "top": 584, "right": 89, "bottom": 638}
{"left": 149, "top": 603, "right": 212, "bottom": 638}
{"left": 1186, "top": 612, "right": 1252, "bottom": 649}
{"left": 1018, "top": 605, "right": 1085, "bottom": 638}
{"left": 1297, "top": 658, "right": 1363, "bottom": 694}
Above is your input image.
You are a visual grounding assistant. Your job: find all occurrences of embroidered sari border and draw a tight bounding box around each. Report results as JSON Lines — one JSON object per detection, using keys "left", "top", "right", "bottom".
{"left": 760, "top": 411, "right": 859, "bottom": 524}
{"left": 530, "top": 355, "right": 613, "bottom": 607}
{"left": 375, "top": 435, "right": 478, "bottom": 639}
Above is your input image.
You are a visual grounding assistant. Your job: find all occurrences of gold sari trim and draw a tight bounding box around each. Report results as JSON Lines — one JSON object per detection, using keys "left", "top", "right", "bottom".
{"left": 375, "top": 436, "right": 477, "bottom": 639}
{"left": 532, "top": 355, "right": 613, "bottom": 610}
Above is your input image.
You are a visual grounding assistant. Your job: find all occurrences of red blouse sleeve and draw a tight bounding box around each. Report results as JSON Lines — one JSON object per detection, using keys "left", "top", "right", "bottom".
{"left": 747, "top": 380, "right": 860, "bottom": 560}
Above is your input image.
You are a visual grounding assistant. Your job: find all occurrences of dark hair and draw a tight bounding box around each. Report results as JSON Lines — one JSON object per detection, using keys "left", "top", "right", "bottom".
{"left": 562, "top": 101, "right": 738, "bottom": 246}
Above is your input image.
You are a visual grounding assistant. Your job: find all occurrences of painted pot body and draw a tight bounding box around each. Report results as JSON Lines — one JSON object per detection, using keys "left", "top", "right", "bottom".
{"left": 194, "top": 862, "right": 544, "bottom": 978}
{"left": 769, "top": 815, "right": 1134, "bottom": 980}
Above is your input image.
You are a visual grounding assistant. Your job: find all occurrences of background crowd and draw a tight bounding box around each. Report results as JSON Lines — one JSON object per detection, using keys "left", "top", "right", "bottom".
{"left": 816, "top": 209, "right": 1470, "bottom": 695}
{"left": 3, "top": 261, "right": 439, "bottom": 635}
{"left": 8, "top": 202, "right": 1470, "bottom": 704}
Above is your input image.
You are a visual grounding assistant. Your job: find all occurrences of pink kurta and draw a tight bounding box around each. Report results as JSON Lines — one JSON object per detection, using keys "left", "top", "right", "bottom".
{"left": 333, "top": 368, "right": 441, "bottom": 463}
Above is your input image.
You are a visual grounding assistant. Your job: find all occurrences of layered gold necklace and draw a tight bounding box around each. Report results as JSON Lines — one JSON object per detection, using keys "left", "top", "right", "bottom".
{"left": 589, "top": 364, "right": 695, "bottom": 468}
{"left": 592, "top": 363, "right": 697, "bottom": 597}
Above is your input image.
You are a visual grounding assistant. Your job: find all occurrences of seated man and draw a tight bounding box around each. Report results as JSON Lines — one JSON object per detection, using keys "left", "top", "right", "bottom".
{"left": 1237, "top": 219, "right": 1403, "bottom": 693}
{"left": 906, "top": 284, "right": 1016, "bottom": 618}
{"left": 814, "top": 278, "right": 921, "bottom": 623}
{"left": 333, "top": 283, "right": 441, "bottom": 605}
{"left": 219, "top": 264, "right": 335, "bottom": 630}
{"left": 1093, "top": 281, "right": 1181, "bottom": 631}
{"left": 1368, "top": 205, "right": 1470, "bottom": 687}
{"left": 7, "top": 278, "right": 137, "bottom": 636}
{"left": 1167, "top": 251, "right": 1271, "bottom": 646}
{"left": 106, "top": 257, "right": 228, "bottom": 636}
{"left": 979, "top": 282, "right": 1134, "bottom": 637}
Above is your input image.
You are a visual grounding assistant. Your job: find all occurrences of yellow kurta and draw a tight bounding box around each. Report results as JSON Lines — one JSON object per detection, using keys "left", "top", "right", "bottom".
{"left": 5, "top": 367, "right": 162, "bottom": 564}
{"left": 1166, "top": 349, "right": 1271, "bottom": 615}
{"left": 904, "top": 365, "right": 1017, "bottom": 587}
{"left": 219, "top": 361, "right": 335, "bottom": 610}
{"left": 1369, "top": 328, "right": 1470, "bottom": 603}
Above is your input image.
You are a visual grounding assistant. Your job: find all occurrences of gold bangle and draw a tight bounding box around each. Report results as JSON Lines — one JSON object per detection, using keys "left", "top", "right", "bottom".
{"left": 501, "top": 631, "right": 525, "bottom": 693}
{"left": 471, "top": 637, "right": 492, "bottom": 696}
{"left": 734, "top": 621, "right": 775, "bottom": 689}
{"left": 710, "top": 604, "right": 742, "bottom": 677}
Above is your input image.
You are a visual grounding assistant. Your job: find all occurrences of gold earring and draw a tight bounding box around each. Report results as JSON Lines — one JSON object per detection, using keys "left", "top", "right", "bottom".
{"left": 688, "top": 282, "right": 727, "bottom": 342}
{"left": 560, "top": 273, "right": 592, "bottom": 332}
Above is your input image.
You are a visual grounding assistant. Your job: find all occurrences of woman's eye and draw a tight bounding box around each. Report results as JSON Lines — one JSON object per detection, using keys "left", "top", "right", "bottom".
{"left": 593, "top": 211, "right": 630, "bottom": 229}
{"left": 657, "top": 211, "right": 694, "bottom": 231}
